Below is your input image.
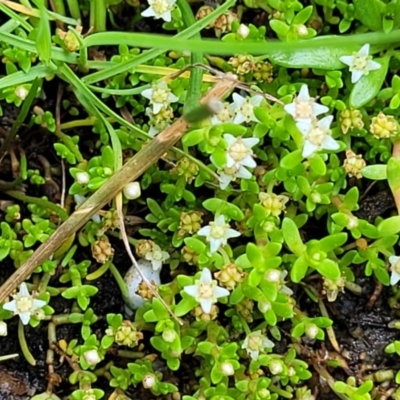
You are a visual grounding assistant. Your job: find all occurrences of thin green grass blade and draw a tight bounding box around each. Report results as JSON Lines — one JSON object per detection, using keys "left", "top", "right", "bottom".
{"left": 0, "top": 3, "right": 32, "bottom": 31}
{"left": 0, "top": 64, "right": 54, "bottom": 90}
{"left": 0, "top": 31, "right": 77, "bottom": 63}
{"left": 83, "top": 29, "right": 400, "bottom": 56}
{"left": 58, "top": 63, "right": 149, "bottom": 139}
{"left": 82, "top": 0, "right": 236, "bottom": 85}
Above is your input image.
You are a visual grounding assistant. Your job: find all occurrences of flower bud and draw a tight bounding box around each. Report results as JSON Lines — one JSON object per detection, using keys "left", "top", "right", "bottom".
{"left": 296, "top": 24, "right": 308, "bottom": 37}
{"left": 0, "top": 321, "right": 7, "bottom": 336}
{"left": 237, "top": 23, "right": 250, "bottom": 38}
{"left": 123, "top": 182, "right": 141, "bottom": 200}
{"left": 269, "top": 359, "right": 283, "bottom": 375}
{"left": 305, "top": 323, "right": 319, "bottom": 339}
{"left": 142, "top": 374, "right": 156, "bottom": 389}
{"left": 221, "top": 361, "right": 235, "bottom": 376}
{"left": 346, "top": 217, "right": 359, "bottom": 230}
{"left": 15, "top": 86, "right": 29, "bottom": 100}
{"left": 162, "top": 328, "right": 176, "bottom": 343}
{"left": 76, "top": 171, "right": 90, "bottom": 185}
{"left": 83, "top": 349, "right": 101, "bottom": 366}
{"left": 265, "top": 269, "right": 281, "bottom": 283}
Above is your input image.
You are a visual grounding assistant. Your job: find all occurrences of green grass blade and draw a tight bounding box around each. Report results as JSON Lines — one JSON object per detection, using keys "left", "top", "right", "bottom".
{"left": 0, "top": 64, "right": 54, "bottom": 90}
{"left": 81, "top": 0, "right": 236, "bottom": 85}
{"left": 0, "top": 3, "right": 32, "bottom": 31}
{"left": 177, "top": 0, "right": 203, "bottom": 114}
{"left": 58, "top": 63, "right": 149, "bottom": 139}
{"left": 0, "top": 31, "right": 77, "bottom": 63}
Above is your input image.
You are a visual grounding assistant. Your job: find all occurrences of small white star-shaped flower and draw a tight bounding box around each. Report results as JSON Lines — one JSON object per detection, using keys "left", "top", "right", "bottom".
{"left": 197, "top": 214, "right": 240, "bottom": 253}
{"left": 145, "top": 244, "right": 170, "bottom": 271}
{"left": 284, "top": 84, "right": 329, "bottom": 122}
{"left": 218, "top": 164, "right": 252, "bottom": 190}
{"left": 339, "top": 44, "right": 381, "bottom": 84}
{"left": 183, "top": 268, "right": 229, "bottom": 313}
{"left": 224, "top": 133, "right": 259, "bottom": 169}
{"left": 242, "top": 330, "right": 274, "bottom": 360}
{"left": 296, "top": 115, "right": 340, "bottom": 158}
{"left": 389, "top": 255, "right": 400, "bottom": 286}
{"left": 210, "top": 102, "right": 234, "bottom": 125}
{"left": 2, "top": 283, "right": 46, "bottom": 325}
{"left": 230, "top": 93, "right": 264, "bottom": 124}
{"left": 142, "top": 81, "right": 178, "bottom": 113}
{"left": 141, "top": 0, "right": 177, "bottom": 22}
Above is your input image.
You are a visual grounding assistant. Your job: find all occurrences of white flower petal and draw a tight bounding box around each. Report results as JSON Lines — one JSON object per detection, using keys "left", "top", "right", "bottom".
{"left": 32, "top": 299, "right": 46, "bottom": 309}
{"left": 233, "top": 113, "right": 246, "bottom": 125}
{"left": 153, "top": 102, "right": 163, "bottom": 114}
{"left": 141, "top": 7, "right": 157, "bottom": 17}
{"left": 225, "top": 228, "right": 241, "bottom": 239}
{"left": 232, "top": 93, "right": 245, "bottom": 107}
{"left": 296, "top": 120, "right": 312, "bottom": 136}
{"left": 152, "top": 260, "right": 162, "bottom": 271}
{"left": 19, "top": 283, "right": 30, "bottom": 297}
{"left": 239, "top": 154, "right": 256, "bottom": 168}
{"left": 312, "top": 103, "right": 329, "bottom": 117}
{"left": 242, "top": 137, "right": 260, "bottom": 148}
{"left": 297, "top": 84, "right": 310, "bottom": 101}
{"left": 367, "top": 60, "right": 381, "bottom": 71}
{"left": 283, "top": 103, "right": 296, "bottom": 118}
{"left": 142, "top": 88, "right": 153, "bottom": 100}
{"left": 389, "top": 256, "right": 400, "bottom": 265}
{"left": 322, "top": 135, "right": 340, "bottom": 151}
{"left": 214, "top": 215, "right": 226, "bottom": 226}
{"left": 302, "top": 141, "right": 318, "bottom": 158}
{"left": 236, "top": 166, "right": 252, "bottom": 179}
{"left": 197, "top": 226, "right": 211, "bottom": 237}
{"left": 19, "top": 312, "right": 31, "bottom": 325}
{"left": 2, "top": 300, "right": 16, "bottom": 313}
{"left": 317, "top": 115, "right": 334, "bottom": 131}
{"left": 184, "top": 285, "right": 199, "bottom": 298}
{"left": 219, "top": 173, "right": 232, "bottom": 190}
{"left": 250, "top": 95, "right": 264, "bottom": 106}
{"left": 160, "top": 10, "right": 172, "bottom": 22}
{"left": 391, "top": 270, "right": 400, "bottom": 286}
{"left": 168, "top": 92, "right": 179, "bottom": 103}
{"left": 249, "top": 349, "right": 259, "bottom": 360}
{"left": 209, "top": 238, "right": 222, "bottom": 253}
{"left": 223, "top": 133, "right": 236, "bottom": 146}
{"left": 339, "top": 55, "right": 355, "bottom": 67}
{"left": 200, "top": 268, "right": 213, "bottom": 284}
{"left": 214, "top": 286, "right": 230, "bottom": 298}
{"left": 199, "top": 298, "right": 213, "bottom": 314}
{"left": 225, "top": 154, "right": 236, "bottom": 168}
{"left": 351, "top": 70, "right": 364, "bottom": 84}
{"left": 358, "top": 43, "right": 370, "bottom": 56}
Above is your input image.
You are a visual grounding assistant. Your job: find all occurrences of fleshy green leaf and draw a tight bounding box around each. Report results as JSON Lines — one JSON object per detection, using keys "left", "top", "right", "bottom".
{"left": 350, "top": 56, "right": 390, "bottom": 108}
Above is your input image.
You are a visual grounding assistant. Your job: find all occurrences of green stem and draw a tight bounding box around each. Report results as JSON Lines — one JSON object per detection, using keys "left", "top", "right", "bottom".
{"left": 53, "top": 0, "right": 66, "bottom": 16}
{"left": 117, "top": 350, "right": 145, "bottom": 359}
{"left": 109, "top": 263, "right": 129, "bottom": 298}
{"left": 38, "top": 273, "right": 51, "bottom": 293}
{"left": 0, "top": 353, "right": 19, "bottom": 362}
{"left": 91, "top": 0, "right": 107, "bottom": 32}
{"left": 3, "top": 190, "right": 69, "bottom": 221}
{"left": 66, "top": 0, "right": 81, "bottom": 20}
{"left": 54, "top": 130, "right": 83, "bottom": 162}
{"left": 268, "top": 383, "right": 292, "bottom": 398}
{"left": 177, "top": 0, "right": 203, "bottom": 114}
{"left": 318, "top": 300, "right": 340, "bottom": 352}
{"left": 18, "top": 321, "right": 36, "bottom": 366}
{"left": 0, "top": 78, "right": 41, "bottom": 160}
{"left": 86, "top": 259, "right": 111, "bottom": 281}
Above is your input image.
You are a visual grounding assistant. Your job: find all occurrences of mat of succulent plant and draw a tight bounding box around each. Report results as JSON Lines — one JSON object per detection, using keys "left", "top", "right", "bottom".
{"left": 3, "top": 0, "right": 400, "bottom": 400}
